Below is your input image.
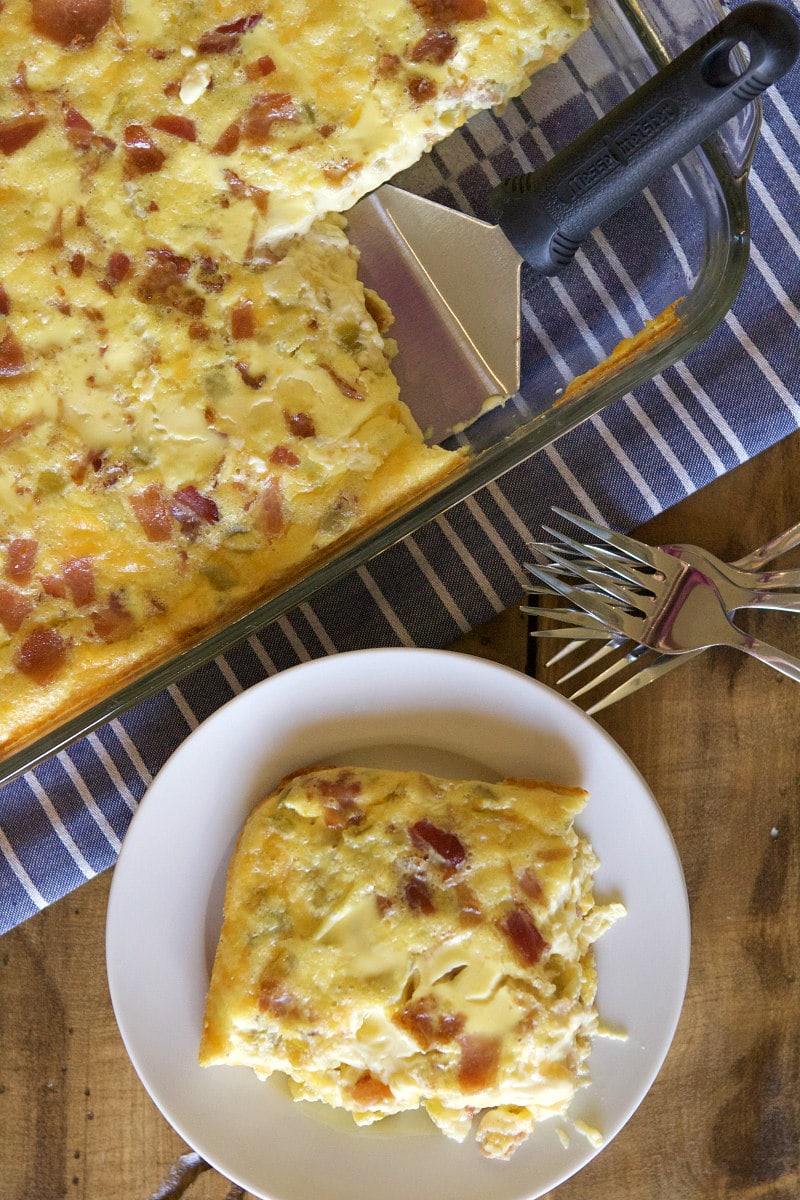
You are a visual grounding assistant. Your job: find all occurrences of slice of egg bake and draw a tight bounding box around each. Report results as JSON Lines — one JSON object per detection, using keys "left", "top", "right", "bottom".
{"left": 1, "top": 0, "right": 590, "bottom": 255}
{"left": 200, "top": 766, "right": 624, "bottom": 1160}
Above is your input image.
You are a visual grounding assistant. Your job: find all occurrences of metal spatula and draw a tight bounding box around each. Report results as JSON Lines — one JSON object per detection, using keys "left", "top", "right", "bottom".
{"left": 347, "top": 1, "right": 799, "bottom": 443}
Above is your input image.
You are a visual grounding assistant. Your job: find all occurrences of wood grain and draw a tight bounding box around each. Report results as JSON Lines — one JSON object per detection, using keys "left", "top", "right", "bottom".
{"left": 2, "top": 430, "right": 799, "bottom": 1200}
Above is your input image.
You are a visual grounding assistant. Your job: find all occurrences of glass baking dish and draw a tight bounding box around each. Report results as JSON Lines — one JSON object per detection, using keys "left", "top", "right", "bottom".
{"left": 0, "top": 0, "right": 756, "bottom": 786}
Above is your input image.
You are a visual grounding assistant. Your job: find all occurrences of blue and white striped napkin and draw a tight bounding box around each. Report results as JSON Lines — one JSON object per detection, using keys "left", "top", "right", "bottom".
{"left": 2, "top": 1, "right": 800, "bottom": 934}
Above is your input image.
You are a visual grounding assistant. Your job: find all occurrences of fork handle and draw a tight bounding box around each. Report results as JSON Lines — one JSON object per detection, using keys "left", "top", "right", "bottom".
{"left": 736, "top": 517, "right": 800, "bottom": 570}
{"left": 491, "top": 2, "right": 800, "bottom": 274}
{"left": 739, "top": 637, "right": 800, "bottom": 682}
{"left": 746, "top": 590, "right": 800, "bottom": 609}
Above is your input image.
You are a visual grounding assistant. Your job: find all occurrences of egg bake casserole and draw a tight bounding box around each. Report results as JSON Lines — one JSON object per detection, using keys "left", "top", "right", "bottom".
{"left": 0, "top": 0, "right": 588, "bottom": 755}
{"left": 200, "top": 766, "right": 624, "bottom": 1159}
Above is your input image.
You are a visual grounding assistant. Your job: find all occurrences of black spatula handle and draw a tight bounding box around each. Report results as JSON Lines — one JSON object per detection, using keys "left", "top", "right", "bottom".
{"left": 491, "top": 1, "right": 800, "bottom": 275}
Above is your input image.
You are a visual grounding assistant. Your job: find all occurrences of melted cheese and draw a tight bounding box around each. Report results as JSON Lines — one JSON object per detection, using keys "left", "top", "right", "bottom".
{"left": 0, "top": 0, "right": 588, "bottom": 756}
{"left": 200, "top": 767, "right": 624, "bottom": 1160}
{"left": 0, "top": 198, "right": 458, "bottom": 753}
{"left": 1, "top": 0, "right": 589, "bottom": 249}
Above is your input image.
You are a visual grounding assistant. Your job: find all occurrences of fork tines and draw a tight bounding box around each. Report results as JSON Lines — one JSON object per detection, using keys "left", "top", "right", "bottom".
{"left": 523, "top": 510, "right": 688, "bottom": 714}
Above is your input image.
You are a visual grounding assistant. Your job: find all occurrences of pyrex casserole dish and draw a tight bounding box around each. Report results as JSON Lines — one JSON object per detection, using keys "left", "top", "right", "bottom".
{"left": 0, "top": 0, "right": 757, "bottom": 784}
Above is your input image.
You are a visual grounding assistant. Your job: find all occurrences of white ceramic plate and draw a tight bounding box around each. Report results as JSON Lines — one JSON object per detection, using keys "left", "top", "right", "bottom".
{"left": 106, "top": 647, "right": 690, "bottom": 1200}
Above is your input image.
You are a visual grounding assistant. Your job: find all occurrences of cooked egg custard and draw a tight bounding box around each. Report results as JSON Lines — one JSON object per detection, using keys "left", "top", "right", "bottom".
{"left": 1, "top": 0, "right": 589, "bottom": 253}
{"left": 0, "top": 0, "right": 587, "bottom": 756}
{"left": 200, "top": 766, "right": 623, "bottom": 1160}
{"left": 0, "top": 203, "right": 458, "bottom": 755}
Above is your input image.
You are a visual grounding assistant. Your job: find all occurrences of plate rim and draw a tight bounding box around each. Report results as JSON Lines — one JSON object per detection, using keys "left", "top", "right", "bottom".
{"left": 106, "top": 646, "right": 691, "bottom": 1200}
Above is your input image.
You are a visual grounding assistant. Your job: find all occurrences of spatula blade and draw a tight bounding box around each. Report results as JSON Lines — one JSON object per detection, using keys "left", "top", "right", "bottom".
{"left": 346, "top": 185, "right": 521, "bottom": 444}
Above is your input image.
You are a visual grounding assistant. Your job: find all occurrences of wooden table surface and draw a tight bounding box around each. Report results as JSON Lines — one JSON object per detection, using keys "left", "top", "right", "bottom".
{"left": 2, "top": 429, "right": 799, "bottom": 1200}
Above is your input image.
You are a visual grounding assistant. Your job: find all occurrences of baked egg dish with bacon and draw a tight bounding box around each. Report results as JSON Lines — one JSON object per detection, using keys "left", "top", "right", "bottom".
{"left": 0, "top": 0, "right": 588, "bottom": 756}
{"left": 2, "top": 0, "right": 589, "bottom": 253}
{"left": 200, "top": 766, "right": 624, "bottom": 1160}
{"left": 0, "top": 193, "right": 457, "bottom": 754}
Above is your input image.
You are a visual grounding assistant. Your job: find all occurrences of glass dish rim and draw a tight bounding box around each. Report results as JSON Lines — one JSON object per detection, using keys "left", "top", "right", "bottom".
{"left": 0, "top": 0, "right": 754, "bottom": 787}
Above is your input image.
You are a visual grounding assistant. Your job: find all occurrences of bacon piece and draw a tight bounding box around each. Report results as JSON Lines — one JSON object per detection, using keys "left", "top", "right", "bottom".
{"left": 14, "top": 626, "right": 68, "bottom": 682}
{"left": 245, "top": 54, "right": 276, "bottom": 80}
{"left": 46, "top": 207, "right": 66, "bottom": 250}
{"left": 404, "top": 874, "right": 434, "bottom": 915}
{"left": 31, "top": 0, "right": 111, "bottom": 46}
{"left": 230, "top": 299, "right": 255, "bottom": 339}
{"left": 394, "top": 994, "right": 465, "bottom": 1048}
{"left": 255, "top": 476, "right": 284, "bottom": 536}
{"left": 409, "top": 818, "right": 466, "bottom": 867}
{"left": 350, "top": 1074, "right": 393, "bottom": 1108}
{"left": 0, "top": 113, "right": 47, "bottom": 156}
{"left": 135, "top": 249, "right": 204, "bottom": 316}
{"left": 63, "top": 105, "right": 93, "bottom": 147}
{"left": 499, "top": 904, "right": 549, "bottom": 966}
{"left": 407, "top": 75, "right": 437, "bottom": 105}
{"left": 317, "top": 772, "right": 363, "bottom": 828}
{"left": 197, "top": 258, "right": 228, "bottom": 293}
{"left": 41, "top": 575, "right": 69, "bottom": 599}
{"left": 141, "top": 246, "right": 189, "bottom": 281}
{"left": 458, "top": 1033, "right": 501, "bottom": 1093}
{"left": 69, "top": 252, "right": 85, "bottom": 277}
{"left": 323, "top": 801, "right": 363, "bottom": 829}
{"left": 123, "top": 124, "right": 166, "bottom": 176}
{"left": 63, "top": 106, "right": 115, "bottom": 152}
{"left": 130, "top": 483, "right": 172, "bottom": 541}
{"left": 92, "top": 592, "right": 135, "bottom": 642}
{"left": 316, "top": 772, "right": 362, "bottom": 803}
{"left": 0, "top": 585, "right": 34, "bottom": 633}
{"left": 197, "top": 12, "right": 263, "bottom": 54}
{"left": 69, "top": 447, "right": 104, "bottom": 485}
{"left": 518, "top": 867, "right": 544, "bottom": 902}
{"left": 62, "top": 556, "right": 95, "bottom": 606}
{"left": 321, "top": 158, "right": 361, "bottom": 185}
{"left": 410, "top": 29, "right": 457, "bottom": 64}
{"left": 0, "top": 284, "right": 9, "bottom": 316}
{"left": 0, "top": 331, "right": 26, "bottom": 379}
{"left": 269, "top": 445, "right": 299, "bottom": 467}
{"left": 235, "top": 361, "right": 266, "bottom": 390}
{"left": 538, "top": 845, "right": 572, "bottom": 863}
{"left": 5, "top": 538, "right": 38, "bottom": 582}
{"left": 152, "top": 114, "right": 197, "bottom": 142}
{"left": 376, "top": 52, "right": 402, "bottom": 78}
{"left": 241, "top": 93, "right": 300, "bottom": 145}
{"left": 211, "top": 122, "right": 241, "bottom": 155}
{"left": 171, "top": 485, "right": 220, "bottom": 534}
{"left": 223, "top": 168, "right": 269, "bottom": 215}
{"left": 105, "top": 252, "right": 132, "bottom": 286}
{"left": 320, "top": 363, "right": 363, "bottom": 400}
{"left": 411, "top": 0, "right": 487, "bottom": 23}
{"left": 283, "top": 410, "right": 316, "bottom": 439}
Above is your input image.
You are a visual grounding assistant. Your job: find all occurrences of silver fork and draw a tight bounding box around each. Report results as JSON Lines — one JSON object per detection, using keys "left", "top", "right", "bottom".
{"left": 528, "top": 519, "right": 800, "bottom": 614}
{"left": 524, "top": 515, "right": 800, "bottom": 665}
{"left": 525, "top": 513, "right": 800, "bottom": 711}
{"left": 524, "top": 523, "right": 800, "bottom": 674}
